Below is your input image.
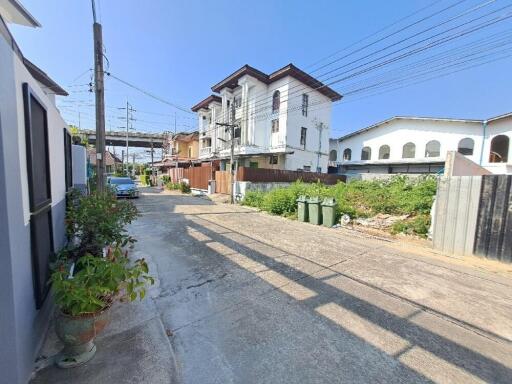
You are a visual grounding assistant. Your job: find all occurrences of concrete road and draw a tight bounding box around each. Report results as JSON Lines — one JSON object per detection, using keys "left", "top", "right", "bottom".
{"left": 131, "top": 189, "right": 512, "bottom": 384}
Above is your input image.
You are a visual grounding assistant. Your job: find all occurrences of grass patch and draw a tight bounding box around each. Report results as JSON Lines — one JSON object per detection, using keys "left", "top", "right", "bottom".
{"left": 241, "top": 176, "right": 437, "bottom": 237}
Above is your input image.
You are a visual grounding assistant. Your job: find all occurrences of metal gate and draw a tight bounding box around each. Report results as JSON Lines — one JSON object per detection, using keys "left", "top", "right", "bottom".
{"left": 474, "top": 175, "right": 512, "bottom": 263}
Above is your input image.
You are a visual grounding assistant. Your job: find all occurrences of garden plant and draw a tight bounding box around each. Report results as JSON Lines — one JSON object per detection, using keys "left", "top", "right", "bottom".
{"left": 241, "top": 176, "right": 437, "bottom": 237}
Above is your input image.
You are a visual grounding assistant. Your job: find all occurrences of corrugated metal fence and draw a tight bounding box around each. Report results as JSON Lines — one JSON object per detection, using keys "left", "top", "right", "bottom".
{"left": 432, "top": 176, "right": 481, "bottom": 256}
{"left": 432, "top": 175, "right": 512, "bottom": 263}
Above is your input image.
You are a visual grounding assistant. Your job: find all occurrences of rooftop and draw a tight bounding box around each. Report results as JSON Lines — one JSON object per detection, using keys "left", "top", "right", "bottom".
{"left": 211, "top": 63, "right": 343, "bottom": 101}
{"left": 337, "top": 112, "right": 512, "bottom": 141}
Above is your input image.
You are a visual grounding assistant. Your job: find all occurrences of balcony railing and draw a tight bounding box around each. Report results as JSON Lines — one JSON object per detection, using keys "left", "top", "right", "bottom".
{"left": 200, "top": 147, "right": 212, "bottom": 156}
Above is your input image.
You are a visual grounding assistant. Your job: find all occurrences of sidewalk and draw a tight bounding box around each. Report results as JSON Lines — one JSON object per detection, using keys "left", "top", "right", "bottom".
{"left": 29, "top": 240, "right": 178, "bottom": 383}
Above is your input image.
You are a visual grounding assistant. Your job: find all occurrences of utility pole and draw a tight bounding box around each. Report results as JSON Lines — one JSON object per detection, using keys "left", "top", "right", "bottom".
{"left": 216, "top": 101, "right": 237, "bottom": 203}
{"left": 92, "top": 0, "right": 106, "bottom": 191}
{"left": 174, "top": 113, "right": 178, "bottom": 170}
{"left": 118, "top": 101, "right": 135, "bottom": 176}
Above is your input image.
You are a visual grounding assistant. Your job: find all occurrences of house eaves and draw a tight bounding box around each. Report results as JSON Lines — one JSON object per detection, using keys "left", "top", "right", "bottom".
{"left": 0, "top": 0, "right": 41, "bottom": 27}
{"left": 191, "top": 94, "right": 222, "bottom": 112}
{"left": 338, "top": 115, "right": 483, "bottom": 142}
{"left": 210, "top": 63, "right": 342, "bottom": 102}
{"left": 23, "top": 58, "right": 68, "bottom": 96}
{"left": 487, "top": 111, "right": 512, "bottom": 122}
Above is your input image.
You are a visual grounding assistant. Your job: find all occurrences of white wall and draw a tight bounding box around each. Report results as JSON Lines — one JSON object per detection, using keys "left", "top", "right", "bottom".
{"left": 335, "top": 117, "right": 512, "bottom": 174}
{"left": 0, "top": 32, "right": 69, "bottom": 384}
{"left": 337, "top": 118, "right": 484, "bottom": 165}
{"left": 197, "top": 74, "right": 333, "bottom": 172}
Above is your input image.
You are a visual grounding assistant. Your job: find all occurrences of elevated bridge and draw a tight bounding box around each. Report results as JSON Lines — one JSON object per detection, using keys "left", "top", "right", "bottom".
{"left": 80, "top": 129, "right": 167, "bottom": 148}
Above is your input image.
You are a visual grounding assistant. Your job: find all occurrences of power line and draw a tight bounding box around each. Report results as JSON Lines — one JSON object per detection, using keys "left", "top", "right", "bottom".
{"left": 105, "top": 72, "right": 193, "bottom": 114}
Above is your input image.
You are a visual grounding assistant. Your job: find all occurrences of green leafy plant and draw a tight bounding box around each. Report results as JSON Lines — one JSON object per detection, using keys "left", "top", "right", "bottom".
{"left": 179, "top": 182, "right": 191, "bottom": 193}
{"left": 238, "top": 176, "right": 437, "bottom": 236}
{"left": 241, "top": 190, "right": 265, "bottom": 208}
{"left": 66, "top": 190, "right": 139, "bottom": 259}
{"left": 165, "top": 181, "right": 181, "bottom": 190}
{"left": 51, "top": 246, "right": 154, "bottom": 316}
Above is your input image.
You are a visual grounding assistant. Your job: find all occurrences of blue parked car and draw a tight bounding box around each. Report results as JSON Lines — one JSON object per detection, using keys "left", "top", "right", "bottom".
{"left": 107, "top": 177, "right": 139, "bottom": 198}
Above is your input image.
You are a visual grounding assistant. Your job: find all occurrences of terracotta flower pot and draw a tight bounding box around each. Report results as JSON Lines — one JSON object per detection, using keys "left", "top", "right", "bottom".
{"left": 54, "top": 306, "right": 111, "bottom": 368}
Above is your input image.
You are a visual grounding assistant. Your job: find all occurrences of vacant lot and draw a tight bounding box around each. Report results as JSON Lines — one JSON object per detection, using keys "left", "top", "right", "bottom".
{"left": 131, "top": 189, "right": 512, "bottom": 384}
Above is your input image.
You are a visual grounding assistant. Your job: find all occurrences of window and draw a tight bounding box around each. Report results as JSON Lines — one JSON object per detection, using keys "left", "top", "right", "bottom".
{"left": 361, "top": 146, "right": 371, "bottom": 160}
{"left": 249, "top": 161, "right": 259, "bottom": 168}
{"left": 23, "top": 83, "right": 54, "bottom": 309}
{"left": 269, "top": 155, "right": 278, "bottom": 165}
{"left": 303, "top": 165, "right": 311, "bottom": 172}
{"left": 272, "top": 90, "right": 280, "bottom": 113}
{"left": 271, "top": 119, "right": 279, "bottom": 133}
{"left": 234, "top": 126, "right": 241, "bottom": 139}
{"left": 302, "top": 94, "right": 309, "bottom": 117}
{"left": 63, "top": 128, "right": 73, "bottom": 191}
{"left": 489, "top": 135, "right": 509, "bottom": 163}
{"left": 300, "top": 127, "right": 307, "bottom": 149}
{"left": 329, "top": 149, "right": 337, "bottom": 161}
{"left": 234, "top": 97, "right": 242, "bottom": 109}
{"left": 402, "top": 142, "right": 416, "bottom": 158}
{"left": 343, "top": 148, "right": 352, "bottom": 161}
{"left": 378, "top": 145, "right": 390, "bottom": 159}
{"left": 458, "top": 138, "right": 474, "bottom": 155}
{"left": 425, "top": 140, "right": 440, "bottom": 157}
{"left": 188, "top": 147, "right": 192, "bottom": 158}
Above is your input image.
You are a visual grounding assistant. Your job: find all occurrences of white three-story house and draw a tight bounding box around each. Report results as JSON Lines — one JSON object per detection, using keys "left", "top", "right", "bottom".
{"left": 191, "top": 64, "right": 342, "bottom": 173}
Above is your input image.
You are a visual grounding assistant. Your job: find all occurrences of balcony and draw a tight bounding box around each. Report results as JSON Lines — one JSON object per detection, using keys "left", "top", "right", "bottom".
{"left": 200, "top": 147, "right": 212, "bottom": 157}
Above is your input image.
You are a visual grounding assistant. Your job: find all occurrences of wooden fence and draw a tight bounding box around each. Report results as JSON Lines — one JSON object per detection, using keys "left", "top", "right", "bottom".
{"left": 183, "top": 166, "right": 214, "bottom": 190}
{"left": 215, "top": 171, "right": 231, "bottom": 194}
{"left": 167, "top": 167, "right": 183, "bottom": 183}
{"left": 237, "top": 167, "right": 346, "bottom": 184}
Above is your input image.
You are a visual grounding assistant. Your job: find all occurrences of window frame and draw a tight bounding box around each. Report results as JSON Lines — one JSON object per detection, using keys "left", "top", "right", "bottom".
{"left": 302, "top": 94, "right": 309, "bottom": 117}
{"left": 300, "top": 127, "right": 307, "bottom": 149}
{"left": 425, "top": 140, "right": 441, "bottom": 158}
{"left": 271, "top": 119, "right": 279, "bottom": 133}
{"left": 489, "top": 135, "right": 510, "bottom": 163}
{"left": 63, "top": 128, "right": 73, "bottom": 191}
{"left": 361, "top": 146, "right": 372, "bottom": 161}
{"left": 378, "top": 145, "right": 390, "bottom": 160}
{"left": 272, "top": 90, "right": 280, "bottom": 113}
{"left": 402, "top": 142, "right": 416, "bottom": 159}
{"left": 23, "top": 83, "right": 52, "bottom": 212}
{"left": 343, "top": 148, "right": 352, "bottom": 161}
{"left": 457, "top": 138, "right": 474, "bottom": 156}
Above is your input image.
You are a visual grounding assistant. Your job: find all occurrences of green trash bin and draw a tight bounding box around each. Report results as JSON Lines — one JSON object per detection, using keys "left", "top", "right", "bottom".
{"left": 308, "top": 197, "right": 322, "bottom": 225}
{"left": 321, "top": 197, "right": 337, "bottom": 227}
{"left": 297, "top": 195, "right": 309, "bottom": 222}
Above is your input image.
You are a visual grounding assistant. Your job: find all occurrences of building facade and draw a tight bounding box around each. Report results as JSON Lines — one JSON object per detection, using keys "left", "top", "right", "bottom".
{"left": 331, "top": 114, "right": 512, "bottom": 175}
{"left": 0, "top": 2, "right": 73, "bottom": 383}
{"left": 192, "top": 64, "right": 342, "bottom": 173}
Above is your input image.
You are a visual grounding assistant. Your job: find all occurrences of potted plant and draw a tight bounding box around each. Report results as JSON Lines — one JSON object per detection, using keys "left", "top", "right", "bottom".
{"left": 65, "top": 190, "right": 139, "bottom": 260}
{"left": 51, "top": 245, "right": 154, "bottom": 368}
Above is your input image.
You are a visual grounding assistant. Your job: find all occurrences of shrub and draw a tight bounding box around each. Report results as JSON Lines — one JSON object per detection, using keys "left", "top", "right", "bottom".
{"left": 237, "top": 176, "right": 437, "bottom": 236}
{"left": 391, "top": 214, "right": 430, "bottom": 237}
{"left": 262, "top": 188, "right": 295, "bottom": 215}
{"left": 180, "top": 182, "right": 191, "bottom": 193}
{"left": 162, "top": 175, "right": 170, "bottom": 184}
{"left": 241, "top": 190, "right": 265, "bottom": 208}
{"left": 66, "top": 190, "right": 139, "bottom": 259}
{"left": 165, "top": 181, "right": 180, "bottom": 190}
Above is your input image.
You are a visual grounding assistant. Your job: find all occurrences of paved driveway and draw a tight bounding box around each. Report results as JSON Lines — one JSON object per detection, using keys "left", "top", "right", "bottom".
{"left": 130, "top": 190, "right": 512, "bottom": 384}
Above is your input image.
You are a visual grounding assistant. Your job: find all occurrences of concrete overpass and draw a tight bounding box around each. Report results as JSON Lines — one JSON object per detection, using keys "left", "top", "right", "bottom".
{"left": 80, "top": 129, "right": 167, "bottom": 148}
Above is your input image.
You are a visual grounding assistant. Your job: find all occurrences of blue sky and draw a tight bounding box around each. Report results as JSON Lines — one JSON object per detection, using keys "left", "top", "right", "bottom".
{"left": 9, "top": 0, "right": 512, "bottom": 141}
